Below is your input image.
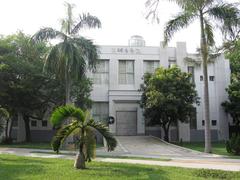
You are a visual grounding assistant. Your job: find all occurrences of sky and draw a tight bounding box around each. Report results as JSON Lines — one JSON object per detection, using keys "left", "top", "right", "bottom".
{"left": 0, "top": 0, "right": 238, "bottom": 53}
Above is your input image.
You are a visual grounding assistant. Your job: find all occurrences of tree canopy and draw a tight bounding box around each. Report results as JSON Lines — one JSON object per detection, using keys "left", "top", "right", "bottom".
{"left": 140, "top": 66, "right": 199, "bottom": 142}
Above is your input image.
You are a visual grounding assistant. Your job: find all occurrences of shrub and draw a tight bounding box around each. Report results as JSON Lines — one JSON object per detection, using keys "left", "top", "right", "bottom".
{"left": 226, "top": 134, "right": 240, "bottom": 155}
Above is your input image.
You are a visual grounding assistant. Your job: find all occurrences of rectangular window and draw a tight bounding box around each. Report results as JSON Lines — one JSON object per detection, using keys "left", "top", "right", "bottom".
{"left": 202, "top": 120, "right": 205, "bottom": 126}
{"left": 209, "top": 76, "right": 215, "bottom": 81}
{"left": 168, "top": 58, "right": 176, "bottom": 68}
{"left": 187, "top": 66, "right": 195, "bottom": 84}
{"left": 31, "top": 120, "right": 37, "bottom": 127}
{"left": 200, "top": 75, "right": 203, "bottom": 81}
{"left": 92, "top": 102, "right": 109, "bottom": 124}
{"left": 143, "top": 60, "right": 159, "bottom": 74}
{"left": 119, "top": 60, "right": 134, "bottom": 84}
{"left": 212, "top": 120, "right": 217, "bottom": 126}
{"left": 93, "top": 60, "right": 109, "bottom": 84}
{"left": 42, "top": 121, "right": 48, "bottom": 127}
{"left": 190, "top": 108, "right": 197, "bottom": 129}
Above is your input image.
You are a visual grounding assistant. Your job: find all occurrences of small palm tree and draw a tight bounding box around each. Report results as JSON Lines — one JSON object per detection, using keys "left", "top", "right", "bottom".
{"left": 146, "top": 0, "right": 240, "bottom": 153}
{"left": 50, "top": 105, "right": 117, "bottom": 169}
{"left": 32, "top": 2, "right": 101, "bottom": 104}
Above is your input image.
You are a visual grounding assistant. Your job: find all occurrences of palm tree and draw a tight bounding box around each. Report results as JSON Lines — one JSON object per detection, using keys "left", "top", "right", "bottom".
{"left": 146, "top": 0, "right": 239, "bottom": 153}
{"left": 32, "top": 2, "right": 101, "bottom": 104}
{"left": 50, "top": 105, "right": 117, "bottom": 169}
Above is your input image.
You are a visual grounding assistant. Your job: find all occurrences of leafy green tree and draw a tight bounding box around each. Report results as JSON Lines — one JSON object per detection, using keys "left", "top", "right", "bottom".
{"left": 50, "top": 105, "right": 117, "bottom": 169}
{"left": 32, "top": 2, "right": 101, "bottom": 105}
{"left": 71, "top": 77, "right": 93, "bottom": 111}
{"left": 140, "top": 66, "right": 199, "bottom": 142}
{"left": 146, "top": 0, "right": 240, "bottom": 152}
{"left": 0, "top": 32, "right": 65, "bottom": 142}
{"left": 222, "top": 40, "right": 240, "bottom": 131}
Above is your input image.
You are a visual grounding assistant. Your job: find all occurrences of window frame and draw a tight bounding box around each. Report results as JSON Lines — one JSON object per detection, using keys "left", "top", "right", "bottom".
{"left": 118, "top": 60, "right": 135, "bottom": 84}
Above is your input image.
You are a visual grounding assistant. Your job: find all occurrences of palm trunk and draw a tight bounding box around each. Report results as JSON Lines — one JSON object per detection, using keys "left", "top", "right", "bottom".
{"left": 65, "top": 72, "right": 71, "bottom": 105}
{"left": 74, "top": 131, "right": 86, "bottom": 169}
{"left": 200, "top": 11, "right": 212, "bottom": 153}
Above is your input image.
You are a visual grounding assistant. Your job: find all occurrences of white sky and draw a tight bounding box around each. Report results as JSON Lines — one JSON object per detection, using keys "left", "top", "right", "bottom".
{"left": 0, "top": 0, "right": 238, "bottom": 53}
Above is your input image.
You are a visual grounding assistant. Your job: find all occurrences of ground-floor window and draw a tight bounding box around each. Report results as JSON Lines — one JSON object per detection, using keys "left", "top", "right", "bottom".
{"left": 92, "top": 102, "right": 109, "bottom": 124}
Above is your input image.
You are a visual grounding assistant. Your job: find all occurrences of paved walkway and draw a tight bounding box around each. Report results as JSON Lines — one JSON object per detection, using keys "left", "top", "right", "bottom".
{"left": 1, "top": 136, "right": 240, "bottom": 171}
{"left": 0, "top": 147, "right": 240, "bottom": 171}
{"left": 114, "top": 136, "right": 220, "bottom": 159}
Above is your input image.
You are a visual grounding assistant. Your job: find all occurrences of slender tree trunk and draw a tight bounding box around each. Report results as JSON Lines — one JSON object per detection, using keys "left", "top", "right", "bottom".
{"left": 74, "top": 132, "right": 86, "bottom": 169}
{"left": 163, "top": 125, "right": 169, "bottom": 142}
{"left": 65, "top": 68, "right": 71, "bottom": 105}
{"left": 5, "top": 119, "right": 9, "bottom": 138}
{"left": 200, "top": 11, "right": 212, "bottom": 153}
{"left": 23, "top": 114, "right": 31, "bottom": 142}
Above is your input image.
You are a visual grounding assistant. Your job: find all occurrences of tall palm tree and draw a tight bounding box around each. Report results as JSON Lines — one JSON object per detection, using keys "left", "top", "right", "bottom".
{"left": 50, "top": 105, "right": 117, "bottom": 169}
{"left": 146, "top": 0, "right": 239, "bottom": 153}
{"left": 32, "top": 2, "right": 101, "bottom": 104}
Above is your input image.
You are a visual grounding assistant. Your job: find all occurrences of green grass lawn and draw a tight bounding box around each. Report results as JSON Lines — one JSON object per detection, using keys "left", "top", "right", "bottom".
{"left": 0, "top": 154, "right": 239, "bottom": 180}
{"left": 174, "top": 141, "right": 240, "bottom": 157}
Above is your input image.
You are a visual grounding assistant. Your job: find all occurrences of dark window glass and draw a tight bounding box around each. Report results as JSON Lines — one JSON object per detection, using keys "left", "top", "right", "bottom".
{"left": 190, "top": 108, "right": 197, "bottom": 129}
{"left": 42, "top": 121, "right": 48, "bottom": 127}
{"left": 31, "top": 120, "right": 37, "bottom": 127}
{"left": 202, "top": 120, "right": 205, "bottom": 126}
{"left": 209, "top": 76, "right": 215, "bottom": 81}
{"left": 212, "top": 120, "right": 217, "bottom": 126}
{"left": 200, "top": 76, "right": 203, "bottom": 81}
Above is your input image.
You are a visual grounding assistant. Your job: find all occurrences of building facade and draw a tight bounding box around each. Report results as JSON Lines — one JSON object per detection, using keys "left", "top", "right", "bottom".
{"left": 89, "top": 35, "right": 230, "bottom": 142}
{"left": 10, "top": 35, "right": 231, "bottom": 142}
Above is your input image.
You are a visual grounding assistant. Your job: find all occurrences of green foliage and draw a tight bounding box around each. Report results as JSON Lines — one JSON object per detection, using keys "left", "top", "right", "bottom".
{"left": 226, "top": 134, "right": 240, "bottom": 155}
{"left": 140, "top": 66, "right": 199, "bottom": 141}
{"left": 32, "top": 3, "right": 101, "bottom": 104}
{"left": 222, "top": 40, "right": 240, "bottom": 127}
{"left": 0, "top": 32, "right": 65, "bottom": 141}
{"left": 71, "top": 77, "right": 93, "bottom": 110}
{"left": 50, "top": 105, "right": 117, "bottom": 167}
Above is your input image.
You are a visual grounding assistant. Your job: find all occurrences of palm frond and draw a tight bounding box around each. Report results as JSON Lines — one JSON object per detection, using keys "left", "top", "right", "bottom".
{"left": 204, "top": 19, "right": 215, "bottom": 46}
{"left": 87, "top": 119, "right": 117, "bottom": 151}
{"left": 51, "top": 120, "right": 80, "bottom": 153}
{"left": 164, "top": 11, "right": 196, "bottom": 45}
{"left": 72, "top": 37, "right": 99, "bottom": 70}
{"left": 71, "top": 13, "right": 101, "bottom": 34}
{"left": 208, "top": 3, "right": 240, "bottom": 38}
{"left": 50, "top": 105, "right": 84, "bottom": 127}
{"left": 32, "top": 28, "right": 67, "bottom": 42}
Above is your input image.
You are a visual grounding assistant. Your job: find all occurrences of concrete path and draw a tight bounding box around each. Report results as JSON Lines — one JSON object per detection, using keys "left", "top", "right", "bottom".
{"left": 1, "top": 135, "right": 240, "bottom": 172}
{"left": 114, "top": 136, "right": 221, "bottom": 159}
{"left": 1, "top": 147, "right": 240, "bottom": 171}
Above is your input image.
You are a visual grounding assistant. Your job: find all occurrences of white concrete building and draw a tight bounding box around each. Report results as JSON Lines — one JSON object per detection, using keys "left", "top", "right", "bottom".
{"left": 10, "top": 35, "right": 230, "bottom": 142}
{"left": 90, "top": 35, "right": 230, "bottom": 142}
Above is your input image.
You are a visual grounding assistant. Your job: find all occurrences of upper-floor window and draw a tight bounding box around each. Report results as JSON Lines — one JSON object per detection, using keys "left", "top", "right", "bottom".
{"left": 119, "top": 60, "right": 134, "bottom": 84}
{"left": 144, "top": 60, "right": 159, "bottom": 74}
{"left": 168, "top": 58, "right": 176, "bottom": 68}
{"left": 187, "top": 66, "right": 195, "bottom": 83}
{"left": 93, "top": 60, "right": 109, "bottom": 84}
